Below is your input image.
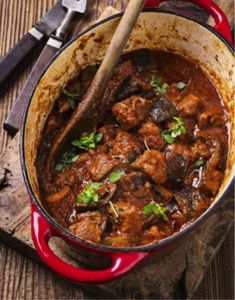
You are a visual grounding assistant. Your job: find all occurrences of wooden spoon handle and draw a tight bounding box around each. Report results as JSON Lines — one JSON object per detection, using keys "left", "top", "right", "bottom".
{"left": 47, "top": 0, "right": 145, "bottom": 173}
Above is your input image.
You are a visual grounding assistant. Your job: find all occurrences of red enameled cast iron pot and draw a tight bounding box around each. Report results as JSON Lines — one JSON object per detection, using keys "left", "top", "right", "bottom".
{"left": 20, "top": 0, "right": 235, "bottom": 283}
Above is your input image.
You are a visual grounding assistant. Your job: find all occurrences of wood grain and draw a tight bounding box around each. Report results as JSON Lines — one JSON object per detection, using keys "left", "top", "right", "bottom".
{"left": 0, "top": 0, "right": 234, "bottom": 299}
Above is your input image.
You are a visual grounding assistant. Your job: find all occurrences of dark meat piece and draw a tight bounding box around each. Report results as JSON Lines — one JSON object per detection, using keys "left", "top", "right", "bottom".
{"left": 69, "top": 211, "right": 105, "bottom": 244}
{"left": 196, "top": 127, "right": 228, "bottom": 169}
{"left": 174, "top": 187, "right": 209, "bottom": 220}
{"left": 132, "top": 49, "right": 157, "bottom": 73}
{"left": 110, "top": 131, "right": 143, "bottom": 162}
{"left": 117, "top": 172, "right": 155, "bottom": 209}
{"left": 105, "top": 201, "right": 143, "bottom": 247}
{"left": 177, "top": 93, "right": 203, "bottom": 117}
{"left": 112, "top": 96, "right": 152, "bottom": 130}
{"left": 101, "top": 61, "right": 135, "bottom": 114}
{"left": 87, "top": 153, "right": 117, "bottom": 181}
{"left": 165, "top": 144, "right": 192, "bottom": 182}
{"left": 198, "top": 104, "right": 227, "bottom": 127}
{"left": 150, "top": 96, "right": 178, "bottom": 123}
{"left": 138, "top": 121, "right": 166, "bottom": 150}
{"left": 118, "top": 171, "right": 146, "bottom": 192}
{"left": 131, "top": 150, "right": 167, "bottom": 184}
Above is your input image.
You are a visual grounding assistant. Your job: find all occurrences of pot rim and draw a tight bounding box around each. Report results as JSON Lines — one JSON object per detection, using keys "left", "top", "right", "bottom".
{"left": 21, "top": 8, "right": 235, "bottom": 253}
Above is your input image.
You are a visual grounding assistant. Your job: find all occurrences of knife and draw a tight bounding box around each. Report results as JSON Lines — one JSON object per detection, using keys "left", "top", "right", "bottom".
{"left": 0, "top": 0, "right": 66, "bottom": 86}
{"left": 4, "top": 0, "right": 87, "bottom": 136}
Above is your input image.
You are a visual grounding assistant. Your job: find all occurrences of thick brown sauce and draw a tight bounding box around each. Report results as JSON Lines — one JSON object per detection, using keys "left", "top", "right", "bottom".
{"left": 37, "top": 50, "right": 228, "bottom": 247}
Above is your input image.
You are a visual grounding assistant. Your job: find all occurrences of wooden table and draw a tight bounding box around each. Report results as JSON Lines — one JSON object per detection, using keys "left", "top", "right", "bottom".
{"left": 0, "top": 0, "right": 234, "bottom": 299}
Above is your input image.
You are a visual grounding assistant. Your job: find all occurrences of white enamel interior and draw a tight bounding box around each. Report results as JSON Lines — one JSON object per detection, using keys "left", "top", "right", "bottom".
{"left": 23, "top": 12, "right": 235, "bottom": 211}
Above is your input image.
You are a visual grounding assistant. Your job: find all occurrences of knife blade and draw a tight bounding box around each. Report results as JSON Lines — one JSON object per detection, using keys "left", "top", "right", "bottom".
{"left": 0, "top": 0, "right": 66, "bottom": 86}
{"left": 4, "top": 0, "right": 88, "bottom": 136}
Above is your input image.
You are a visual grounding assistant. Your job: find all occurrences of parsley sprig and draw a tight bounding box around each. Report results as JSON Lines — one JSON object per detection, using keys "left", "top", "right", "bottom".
{"left": 108, "top": 170, "right": 125, "bottom": 183}
{"left": 72, "top": 132, "right": 103, "bottom": 150}
{"left": 150, "top": 75, "right": 169, "bottom": 95}
{"left": 143, "top": 201, "right": 169, "bottom": 221}
{"left": 62, "top": 83, "right": 81, "bottom": 109}
{"left": 176, "top": 81, "right": 187, "bottom": 90}
{"left": 55, "top": 150, "right": 79, "bottom": 171}
{"left": 162, "top": 117, "right": 187, "bottom": 144}
{"left": 77, "top": 182, "right": 101, "bottom": 204}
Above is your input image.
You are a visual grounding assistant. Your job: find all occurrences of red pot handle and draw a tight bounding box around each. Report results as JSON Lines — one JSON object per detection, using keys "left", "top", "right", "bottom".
{"left": 31, "top": 203, "right": 150, "bottom": 283}
{"left": 145, "top": 0, "right": 233, "bottom": 45}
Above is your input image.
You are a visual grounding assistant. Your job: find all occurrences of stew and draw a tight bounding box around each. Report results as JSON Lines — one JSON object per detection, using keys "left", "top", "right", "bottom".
{"left": 37, "top": 50, "right": 228, "bottom": 247}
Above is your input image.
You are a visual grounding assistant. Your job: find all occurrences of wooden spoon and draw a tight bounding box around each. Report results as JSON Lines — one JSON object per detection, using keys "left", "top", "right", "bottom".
{"left": 46, "top": 0, "right": 145, "bottom": 177}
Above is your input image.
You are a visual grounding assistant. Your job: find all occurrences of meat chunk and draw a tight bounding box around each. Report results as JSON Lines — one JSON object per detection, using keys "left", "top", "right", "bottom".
{"left": 110, "top": 131, "right": 143, "bottom": 162}
{"left": 101, "top": 61, "right": 133, "bottom": 110}
{"left": 118, "top": 171, "right": 146, "bottom": 192}
{"left": 87, "top": 153, "right": 117, "bottom": 181}
{"left": 177, "top": 94, "right": 203, "bottom": 117}
{"left": 200, "top": 169, "right": 224, "bottom": 196}
{"left": 98, "top": 125, "right": 119, "bottom": 148}
{"left": 196, "top": 127, "right": 228, "bottom": 169}
{"left": 140, "top": 223, "right": 174, "bottom": 245}
{"left": 117, "top": 171, "right": 156, "bottom": 209}
{"left": 174, "top": 187, "right": 209, "bottom": 220}
{"left": 165, "top": 144, "right": 195, "bottom": 182}
{"left": 112, "top": 96, "right": 152, "bottom": 130}
{"left": 68, "top": 211, "right": 105, "bottom": 244}
{"left": 46, "top": 186, "right": 71, "bottom": 203}
{"left": 105, "top": 201, "right": 143, "bottom": 247}
{"left": 150, "top": 96, "right": 178, "bottom": 123}
{"left": 198, "top": 104, "right": 227, "bottom": 127}
{"left": 131, "top": 150, "right": 167, "bottom": 184}
{"left": 138, "top": 121, "right": 166, "bottom": 150}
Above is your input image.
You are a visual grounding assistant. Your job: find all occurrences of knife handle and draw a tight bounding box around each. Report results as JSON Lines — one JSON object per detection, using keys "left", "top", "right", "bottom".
{"left": 0, "top": 27, "right": 45, "bottom": 86}
{"left": 4, "top": 37, "right": 63, "bottom": 136}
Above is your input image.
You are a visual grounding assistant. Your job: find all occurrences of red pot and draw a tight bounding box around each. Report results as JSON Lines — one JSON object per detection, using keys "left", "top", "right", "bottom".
{"left": 20, "top": 0, "right": 235, "bottom": 284}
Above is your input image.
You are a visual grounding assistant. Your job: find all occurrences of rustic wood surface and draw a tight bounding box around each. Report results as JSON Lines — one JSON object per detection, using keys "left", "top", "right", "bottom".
{"left": 0, "top": 0, "right": 234, "bottom": 299}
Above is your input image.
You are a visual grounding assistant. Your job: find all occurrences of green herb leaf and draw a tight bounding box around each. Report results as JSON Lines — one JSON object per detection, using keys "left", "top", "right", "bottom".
{"left": 54, "top": 150, "right": 79, "bottom": 171}
{"left": 150, "top": 75, "right": 169, "bottom": 95}
{"left": 55, "top": 164, "right": 65, "bottom": 171}
{"left": 194, "top": 159, "right": 205, "bottom": 168}
{"left": 109, "top": 170, "right": 125, "bottom": 183}
{"left": 176, "top": 81, "right": 187, "bottom": 90}
{"left": 72, "top": 132, "right": 103, "bottom": 150}
{"left": 143, "top": 202, "right": 169, "bottom": 221}
{"left": 162, "top": 117, "right": 187, "bottom": 144}
{"left": 62, "top": 84, "right": 81, "bottom": 109}
{"left": 162, "top": 132, "right": 175, "bottom": 144}
{"left": 150, "top": 75, "right": 161, "bottom": 87}
{"left": 77, "top": 182, "right": 101, "bottom": 205}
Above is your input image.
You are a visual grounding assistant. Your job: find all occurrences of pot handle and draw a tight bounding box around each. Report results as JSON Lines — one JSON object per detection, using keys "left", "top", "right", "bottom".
{"left": 144, "top": 0, "right": 233, "bottom": 46}
{"left": 31, "top": 203, "right": 149, "bottom": 283}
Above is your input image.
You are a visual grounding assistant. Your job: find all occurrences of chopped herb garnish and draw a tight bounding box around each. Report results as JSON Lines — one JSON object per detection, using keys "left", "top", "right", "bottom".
{"left": 109, "top": 170, "right": 125, "bottom": 183}
{"left": 176, "top": 81, "right": 187, "bottom": 90}
{"left": 194, "top": 159, "right": 205, "bottom": 168}
{"left": 77, "top": 182, "right": 101, "bottom": 204}
{"left": 150, "top": 75, "right": 169, "bottom": 95}
{"left": 162, "top": 117, "right": 187, "bottom": 144}
{"left": 62, "top": 83, "right": 81, "bottom": 109}
{"left": 54, "top": 150, "right": 79, "bottom": 171}
{"left": 72, "top": 132, "right": 103, "bottom": 150}
{"left": 143, "top": 202, "right": 169, "bottom": 221}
